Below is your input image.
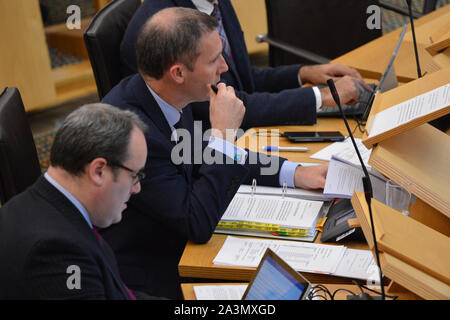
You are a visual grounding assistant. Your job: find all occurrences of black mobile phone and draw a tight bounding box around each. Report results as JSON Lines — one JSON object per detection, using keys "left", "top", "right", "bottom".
{"left": 282, "top": 131, "right": 345, "bottom": 142}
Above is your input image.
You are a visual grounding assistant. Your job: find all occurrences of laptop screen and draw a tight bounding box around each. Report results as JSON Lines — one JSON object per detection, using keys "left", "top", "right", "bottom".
{"left": 242, "top": 249, "right": 311, "bottom": 300}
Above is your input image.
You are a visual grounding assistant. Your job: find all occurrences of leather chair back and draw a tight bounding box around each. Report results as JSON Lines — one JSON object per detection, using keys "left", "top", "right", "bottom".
{"left": 84, "top": 0, "right": 141, "bottom": 99}
{"left": 0, "top": 88, "right": 41, "bottom": 204}
{"left": 265, "top": 0, "right": 382, "bottom": 66}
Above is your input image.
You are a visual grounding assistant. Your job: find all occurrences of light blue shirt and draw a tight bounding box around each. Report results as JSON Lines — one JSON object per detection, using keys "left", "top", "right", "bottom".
{"left": 44, "top": 172, "right": 93, "bottom": 229}
{"left": 146, "top": 85, "right": 300, "bottom": 187}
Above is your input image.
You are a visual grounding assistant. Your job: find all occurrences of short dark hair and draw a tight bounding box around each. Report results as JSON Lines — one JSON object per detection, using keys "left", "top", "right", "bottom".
{"left": 50, "top": 103, "right": 147, "bottom": 176}
{"left": 136, "top": 7, "right": 218, "bottom": 79}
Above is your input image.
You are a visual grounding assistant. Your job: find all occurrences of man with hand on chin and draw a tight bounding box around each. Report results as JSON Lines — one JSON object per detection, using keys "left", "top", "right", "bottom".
{"left": 120, "top": 0, "right": 372, "bottom": 130}
{"left": 102, "top": 7, "right": 328, "bottom": 299}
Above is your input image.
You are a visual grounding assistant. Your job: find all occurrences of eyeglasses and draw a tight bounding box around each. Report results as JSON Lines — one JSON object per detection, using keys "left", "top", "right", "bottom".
{"left": 109, "top": 162, "right": 146, "bottom": 185}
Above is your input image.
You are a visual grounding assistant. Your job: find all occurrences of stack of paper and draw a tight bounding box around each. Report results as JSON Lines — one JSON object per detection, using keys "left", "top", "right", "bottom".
{"left": 323, "top": 155, "right": 387, "bottom": 201}
{"left": 194, "top": 285, "right": 247, "bottom": 300}
{"left": 310, "top": 138, "right": 372, "bottom": 167}
{"left": 213, "top": 236, "right": 378, "bottom": 281}
{"left": 216, "top": 193, "right": 325, "bottom": 241}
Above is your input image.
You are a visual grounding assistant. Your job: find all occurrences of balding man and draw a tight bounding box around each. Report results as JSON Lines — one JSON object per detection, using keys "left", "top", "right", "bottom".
{"left": 102, "top": 7, "right": 328, "bottom": 299}
{"left": 120, "top": 0, "right": 371, "bottom": 130}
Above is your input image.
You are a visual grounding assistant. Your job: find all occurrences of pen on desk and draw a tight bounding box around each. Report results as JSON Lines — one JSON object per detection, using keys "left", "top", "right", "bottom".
{"left": 262, "top": 146, "right": 310, "bottom": 152}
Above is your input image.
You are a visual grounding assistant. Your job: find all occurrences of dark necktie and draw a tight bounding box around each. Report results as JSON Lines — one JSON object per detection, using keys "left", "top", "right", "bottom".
{"left": 211, "top": 3, "right": 236, "bottom": 69}
{"left": 92, "top": 227, "right": 136, "bottom": 300}
{"left": 173, "top": 112, "right": 185, "bottom": 131}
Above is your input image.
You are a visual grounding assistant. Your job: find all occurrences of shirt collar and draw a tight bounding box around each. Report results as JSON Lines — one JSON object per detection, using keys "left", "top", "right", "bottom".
{"left": 44, "top": 172, "right": 93, "bottom": 229}
{"left": 146, "top": 84, "right": 181, "bottom": 129}
{"left": 191, "top": 0, "right": 218, "bottom": 15}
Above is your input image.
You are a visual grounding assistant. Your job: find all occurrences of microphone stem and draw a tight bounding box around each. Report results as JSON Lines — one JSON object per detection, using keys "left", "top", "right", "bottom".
{"left": 336, "top": 99, "right": 386, "bottom": 300}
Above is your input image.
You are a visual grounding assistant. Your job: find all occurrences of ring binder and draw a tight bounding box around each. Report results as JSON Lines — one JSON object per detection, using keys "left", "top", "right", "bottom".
{"left": 251, "top": 179, "right": 257, "bottom": 196}
{"left": 282, "top": 181, "right": 288, "bottom": 199}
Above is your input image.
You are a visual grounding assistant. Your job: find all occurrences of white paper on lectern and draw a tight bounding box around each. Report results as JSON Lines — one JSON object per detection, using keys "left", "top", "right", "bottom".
{"left": 368, "top": 83, "right": 450, "bottom": 137}
{"left": 310, "top": 138, "right": 372, "bottom": 167}
{"left": 194, "top": 285, "right": 248, "bottom": 300}
{"left": 213, "top": 236, "right": 346, "bottom": 275}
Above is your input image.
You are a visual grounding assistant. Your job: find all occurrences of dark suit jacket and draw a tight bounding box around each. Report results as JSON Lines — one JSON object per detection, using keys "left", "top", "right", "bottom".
{"left": 0, "top": 177, "right": 132, "bottom": 300}
{"left": 120, "top": 0, "right": 317, "bottom": 130}
{"left": 101, "top": 74, "right": 287, "bottom": 299}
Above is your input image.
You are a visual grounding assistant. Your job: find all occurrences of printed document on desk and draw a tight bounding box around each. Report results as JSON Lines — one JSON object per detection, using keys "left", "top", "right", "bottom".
{"left": 323, "top": 155, "right": 387, "bottom": 201}
{"left": 221, "top": 194, "right": 323, "bottom": 229}
{"left": 310, "top": 138, "right": 372, "bottom": 167}
{"left": 213, "top": 236, "right": 346, "bottom": 275}
{"left": 236, "top": 178, "right": 330, "bottom": 202}
{"left": 194, "top": 285, "right": 247, "bottom": 300}
{"left": 213, "top": 236, "right": 378, "bottom": 281}
{"left": 368, "top": 83, "right": 450, "bottom": 137}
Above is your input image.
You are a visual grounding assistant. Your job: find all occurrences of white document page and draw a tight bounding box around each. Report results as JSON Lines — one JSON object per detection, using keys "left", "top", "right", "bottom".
{"left": 323, "top": 156, "right": 387, "bottom": 201}
{"left": 236, "top": 184, "right": 330, "bottom": 202}
{"left": 194, "top": 285, "right": 248, "bottom": 300}
{"left": 368, "top": 83, "right": 450, "bottom": 137}
{"left": 221, "top": 194, "right": 323, "bottom": 229}
{"left": 213, "top": 236, "right": 346, "bottom": 275}
{"left": 310, "top": 138, "right": 372, "bottom": 167}
{"left": 333, "top": 249, "right": 378, "bottom": 281}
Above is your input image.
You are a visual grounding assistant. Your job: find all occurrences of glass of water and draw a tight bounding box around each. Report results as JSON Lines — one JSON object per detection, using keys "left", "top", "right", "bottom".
{"left": 385, "top": 180, "right": 412, "bottom": 216}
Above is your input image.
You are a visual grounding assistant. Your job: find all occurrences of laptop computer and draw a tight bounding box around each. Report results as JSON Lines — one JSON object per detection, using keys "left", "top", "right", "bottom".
{"left": 241, "top": 248, "right": 313, "bottom": 300}
{"left": 317, "top": 24, "right": 407, "bottom": 121}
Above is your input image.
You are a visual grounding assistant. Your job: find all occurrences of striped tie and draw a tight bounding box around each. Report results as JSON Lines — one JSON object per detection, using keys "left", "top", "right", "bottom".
{"left": 211, "top": 4, "right": 236, "bottom": 70}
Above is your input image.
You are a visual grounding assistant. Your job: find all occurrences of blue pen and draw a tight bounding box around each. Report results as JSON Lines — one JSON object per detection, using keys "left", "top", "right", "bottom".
{"left": 262, "top": 146, "right": 309, "bottom": 152}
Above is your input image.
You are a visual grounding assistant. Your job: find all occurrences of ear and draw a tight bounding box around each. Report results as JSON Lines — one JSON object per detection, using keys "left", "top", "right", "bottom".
{"left": 87, "top": 158, "right": 108, "bottom": 187}
{"left": 168, "top": 63, "right": 186, "bottom": 84}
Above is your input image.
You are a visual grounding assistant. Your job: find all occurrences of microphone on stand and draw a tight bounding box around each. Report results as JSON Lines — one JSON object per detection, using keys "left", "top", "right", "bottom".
{"left": 406, "top": 0, "right": 422, "bottom": 78}
{"left": 327, "top": 79, "right": 385, "bottom": 300}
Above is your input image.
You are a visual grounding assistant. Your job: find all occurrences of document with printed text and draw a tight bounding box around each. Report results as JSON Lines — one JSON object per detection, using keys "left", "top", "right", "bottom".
{"left": 221, "top": 194, "right": 323, "bottom": 229}
{"left": 310, "top": 138, "right": 372, "bottom": 167}
{"left": 213, "top": 236, "right": 378, "bottom": 281}
{"left": 193, "top": 285, "right": 248, "bottom": 300}
{"left": 368, "top": 83, "right": 450, "bottom": 137}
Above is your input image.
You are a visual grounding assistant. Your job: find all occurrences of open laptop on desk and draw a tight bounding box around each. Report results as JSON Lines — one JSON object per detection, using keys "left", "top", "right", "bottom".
{"left": 317, "top": 24, "right": 407, "bottom": 121}
{"left": 241, "top": 248, "right": 313, "bottom": 300}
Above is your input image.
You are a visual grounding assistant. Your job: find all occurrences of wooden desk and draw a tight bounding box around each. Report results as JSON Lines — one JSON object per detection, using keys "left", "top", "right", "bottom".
{"left": 181, "top": 283, "right": 417, "bottom": 300}
{"left": 179, "top": 118, "right": 371, "bottom": 284}
{"left": 333, "top": 4, "right": 450, "bottom": 82}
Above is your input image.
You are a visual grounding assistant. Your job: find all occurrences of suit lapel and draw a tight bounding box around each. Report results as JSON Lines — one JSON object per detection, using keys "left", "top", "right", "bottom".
{"left": 132, "top": 75, "right": 194, "bottom": 180}
{"left": 34, "top": 177, "right": 130, "bottom": 299}
{"left": 131, "top": 75, "right": 175, "bottom": 142}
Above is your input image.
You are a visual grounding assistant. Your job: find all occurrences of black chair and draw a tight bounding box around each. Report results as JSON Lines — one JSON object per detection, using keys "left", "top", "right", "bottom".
{"left": 84, "top": 0, "right": 141, "bottom": 99}
{"left": 260, "top": 0, "right": 383, "bottom": 67}
{"left": 0, "top": 88, "right": 41, "bottom": 205}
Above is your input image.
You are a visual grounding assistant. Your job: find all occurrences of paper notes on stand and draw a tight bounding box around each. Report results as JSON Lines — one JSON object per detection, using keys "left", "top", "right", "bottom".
{"left": 323, "top": 155, "right": 387, "bottom": 202}
{"left": 367, "top": 83, "right": 450, "bottom": 137}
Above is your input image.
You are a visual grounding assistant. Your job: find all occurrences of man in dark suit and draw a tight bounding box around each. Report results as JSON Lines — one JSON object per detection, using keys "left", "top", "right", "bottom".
{"left": 102, "top": 7, "right": 329, "bottom": 299}
{"left": 120, "top": 0, "right": 370, "bottom": 130}
{"left": 0, "top": 104, "right": 153, "bottom": 299}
